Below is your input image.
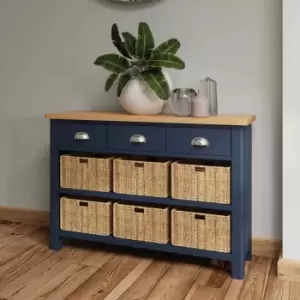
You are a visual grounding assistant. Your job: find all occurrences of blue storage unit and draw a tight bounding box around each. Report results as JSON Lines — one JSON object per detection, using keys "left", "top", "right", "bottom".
{"left": 46, "top": 111, "right": 255, "bottom": 279}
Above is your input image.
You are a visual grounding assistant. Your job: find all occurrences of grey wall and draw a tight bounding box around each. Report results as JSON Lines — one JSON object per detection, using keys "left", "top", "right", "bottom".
{"left": 0, "top": 0, "right": 282, "bottom": 239}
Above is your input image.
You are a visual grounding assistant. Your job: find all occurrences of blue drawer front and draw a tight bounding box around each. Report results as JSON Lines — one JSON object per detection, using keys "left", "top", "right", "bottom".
{"left": 167, "top": 127, "right": 231, "bottom": 157}
{"left": 57, "top": 121, "right": 107, "bottom": 152}
{"left": 108, "top": 125, "right": 166, "bottom": 153}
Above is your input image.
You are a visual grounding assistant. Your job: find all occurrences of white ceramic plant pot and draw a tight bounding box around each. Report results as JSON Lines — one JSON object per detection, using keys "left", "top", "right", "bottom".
{"left": 118, "top": 71, "right": 172, "bottom": 115}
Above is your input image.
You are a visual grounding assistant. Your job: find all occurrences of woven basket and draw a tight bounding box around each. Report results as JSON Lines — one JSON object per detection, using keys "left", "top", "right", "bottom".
{"left": 113, "top": 203, "right": 169, "bottom": 244}
{"left": 171, "top": 161, "right": 230, "bottom": 204}
{"left": 60, "top": 197, "right": 112, "bottom": 235}
{"left": 113, "top": 157, "right": 170, "bottom": 197}
{"left": 171, "top": 208, "right": 231, "bottom": 253}
{"left": 60, "top": 154, "right": 113, "bottom": 192}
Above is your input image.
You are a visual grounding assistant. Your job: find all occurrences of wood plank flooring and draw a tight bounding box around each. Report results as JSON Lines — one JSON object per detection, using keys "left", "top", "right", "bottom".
{"left": 0, "top": 221, "right": 296, "bottom": 300}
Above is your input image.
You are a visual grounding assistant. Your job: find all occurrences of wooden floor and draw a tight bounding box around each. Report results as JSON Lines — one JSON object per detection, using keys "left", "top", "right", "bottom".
{"left": 0, "top": 221, "right": 297, "bottom": 300}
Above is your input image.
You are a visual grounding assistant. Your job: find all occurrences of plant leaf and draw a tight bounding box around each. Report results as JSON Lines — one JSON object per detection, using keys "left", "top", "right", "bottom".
{"left": 105, "top": 73, "right": 118, "bottom": 92}
{"left": 111, "top": 23, "right": 131, "bottom": 58}
{"left": 148, "top": 53, "right": 185, "bottom": 69}
{"left": 153, "top": 39, "right": 181, "bottom": 55}
{"left": 140, "top": 68, "right": 170, "bottom": 100}
{"left": 117, "top": 74, "right": 131, "bottom": 97}
{"left": 135, "top": 22, "right": 154, "bottom": 60}
{"left": 122, "top": 32, "right": 137, "bottom": 57}
{"left": 94, "top": 54, "right": 130, "bottom": 74}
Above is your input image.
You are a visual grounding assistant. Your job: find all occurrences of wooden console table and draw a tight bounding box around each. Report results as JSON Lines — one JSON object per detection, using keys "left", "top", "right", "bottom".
{"left": 45, "top": 111, "right": 255, "bottom": 279}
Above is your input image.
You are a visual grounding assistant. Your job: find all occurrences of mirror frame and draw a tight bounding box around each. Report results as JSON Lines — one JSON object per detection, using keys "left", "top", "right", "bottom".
{"left": 108, "top": 0, "right": 153, "bottom": 4}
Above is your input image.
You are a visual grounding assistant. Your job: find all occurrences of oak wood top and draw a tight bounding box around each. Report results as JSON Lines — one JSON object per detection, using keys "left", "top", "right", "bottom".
{"left": 45, "top": 111, "right": 256, "bottom": 126}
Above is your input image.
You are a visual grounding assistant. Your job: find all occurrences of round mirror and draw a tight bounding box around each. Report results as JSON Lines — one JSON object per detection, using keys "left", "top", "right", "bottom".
{"left": 108, "top": 0, "right": 153, "bottom": 4}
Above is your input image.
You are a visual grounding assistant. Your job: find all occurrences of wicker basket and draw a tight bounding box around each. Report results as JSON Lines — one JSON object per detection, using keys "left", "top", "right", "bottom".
{"left": 171, "top": 161, "right": 230, "bottom": 204}
{"left": 60, "top": 154, "right": 113, "bottom": 192}
{"left": 171, "top": 208, "right": 231, "bottom": 253}
{"left": 113, "top": 157, "right": 170, "bottom": 197}
{"left": 113, "top": 203, "right": 169, "bottom": 244}
{"left": 60, "top": 197, "right": 112, "bottom": 235}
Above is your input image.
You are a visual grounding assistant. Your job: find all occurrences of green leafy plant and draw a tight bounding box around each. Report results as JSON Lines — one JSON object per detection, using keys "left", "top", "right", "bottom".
{"left": 94, "top": 22, "right": 185, "bottom": 100}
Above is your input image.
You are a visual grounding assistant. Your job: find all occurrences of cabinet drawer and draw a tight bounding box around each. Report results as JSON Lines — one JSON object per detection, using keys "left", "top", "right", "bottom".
{"left": 108, "top": 125, "right": 166, "bottom": 153}
{"left": 167, "top": 127, "right": 231, "bottom": 157}
{"left": 57, "top": 121, "right": 107, "bottom": 152}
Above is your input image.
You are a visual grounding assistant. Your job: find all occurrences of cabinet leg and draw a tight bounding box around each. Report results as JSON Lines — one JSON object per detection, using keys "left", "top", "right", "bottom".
{"left": 50, "top": 233, "right": 62, "bottom": 250}
{"left": 246, "top": 250, "right": 252, "bottom": 261}
{"left": 245, "top": 231, "right": 252, "bottom": 261}
{"left": 231, "top": 260, "right": 245, "bottom": 279}
{"left": 49, "top": 121, "right": 62, "bottom": 251}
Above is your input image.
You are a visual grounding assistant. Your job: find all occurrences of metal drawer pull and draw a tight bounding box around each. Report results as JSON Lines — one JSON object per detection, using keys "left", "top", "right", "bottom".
{"left": 191, "top": 137, "right": 209, "bottom": 147}
{"left": 74, "top": 132, "right": 89, "bottom": 141}
{"left": 130, "top": 134, "right": 146, "bottom": 144}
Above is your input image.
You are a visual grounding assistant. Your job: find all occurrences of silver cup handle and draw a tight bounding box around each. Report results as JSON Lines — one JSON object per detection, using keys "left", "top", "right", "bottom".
{"left": 74, "top": 132, "right": 89, "bottom": 140}
{"left": 191, "top": 137, "right": 209, "bottom": 147}
{"left": 130, "top": 134, "right": 146, "bottom": 144}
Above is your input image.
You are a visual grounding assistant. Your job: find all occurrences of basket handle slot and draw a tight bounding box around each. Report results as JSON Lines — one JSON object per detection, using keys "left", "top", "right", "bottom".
{"left": 79, "top": 201, "right": 88, "bottom": 207}
{"left": 134, "top": 208, "right": 144, "bottom": 213}
{"left": 194, "top": 214, "right": 205, "bottom": 220}
{"left": 134, "top": 162, "right": 144, "bottom": 168}
{"left": 195, "top": 166, "right": 205, "bottom": 172}
{"left": 79, "top": 158, "right": 88, "bottom": 164}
